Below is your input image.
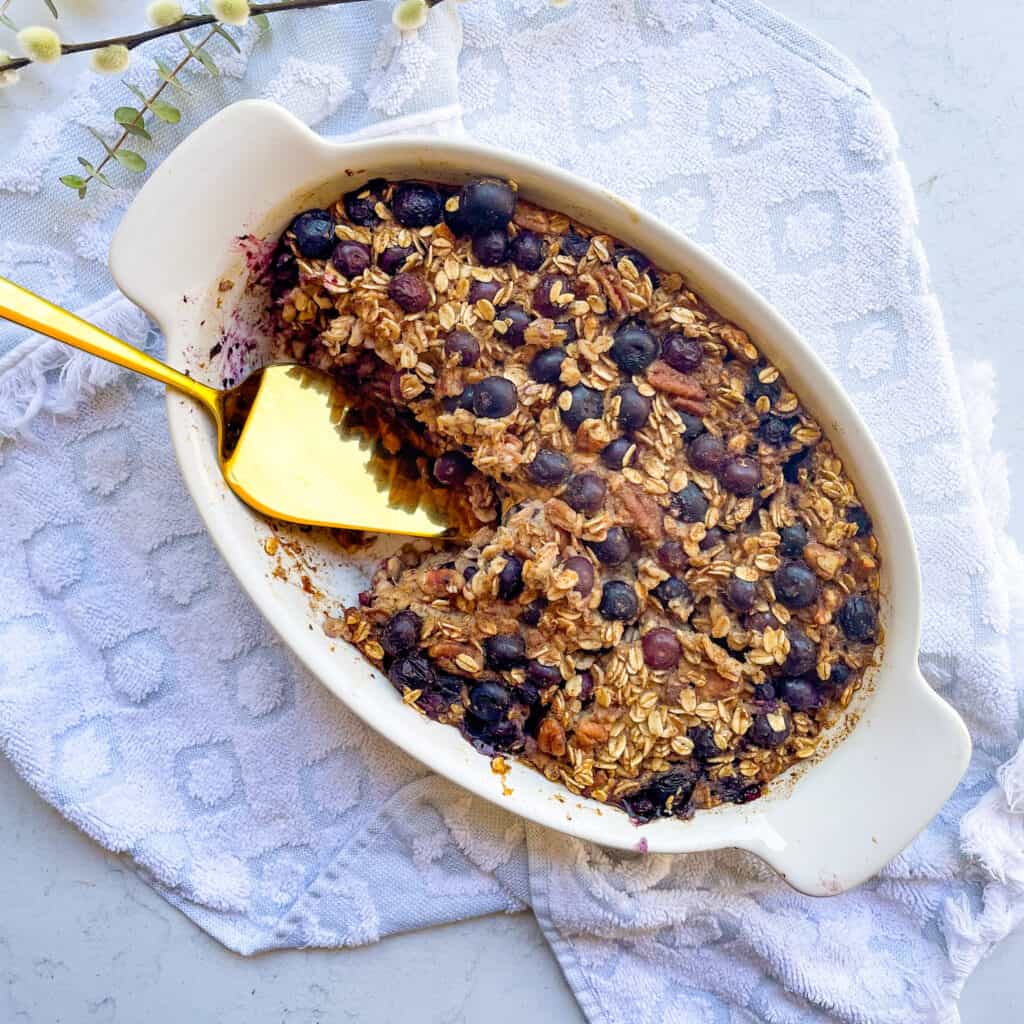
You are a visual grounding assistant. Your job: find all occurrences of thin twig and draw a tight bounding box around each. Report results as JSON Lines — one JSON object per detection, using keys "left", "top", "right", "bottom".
{"left": 1, "top": 0, "right": 378, "bottom": 73}
{"left": 82, "top": 25, "right": 219, "bottom": 192}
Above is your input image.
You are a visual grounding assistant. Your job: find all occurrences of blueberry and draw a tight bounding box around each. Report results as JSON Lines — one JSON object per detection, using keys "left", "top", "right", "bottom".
{"left": 642, "top": 627, "right": 680, "bottom": 669}
{"left": 724, "top": 577, "right": 757, "bottom": 612}
{"left": 598, "top": 580, "right": 639, "bottom": 621}
{"left": 759, "top": 415, "right": 793, "bottom": 447}
{"left": 828, "top": 662, "right": 853, "bottom": 689}
{"left": 497, "top": 554, "right": 525, "bottom": 601}
{"left": 484, "top": 634, "right": 526, "bottom": 670}
{"left": 720, "top": 455, "right": 761, "bottom": 495}
{"left": 747, "top": 610, "right": 779, "bottom": 633}
{"left": 601, "top": 437, "right": 634, "bottom": 470}
{"left": 527, "top": 660, "right": 562, "bottom": 688}
{"left": 610, "top": 318, "right": 659, "bottom": 374}
{"left": 379, "top": 245, "right": 414, "bottom": 275}
{"left": 656, "top": 540, "right": 687, "bottom": 572}
{"left": 563, "top": 472, "right": 607, "bottom": 515}
{"left": 661, "top": 333, "right": 703, "bottom": 373}
{"left": 473, "top": 377, "right": 518, "bottom": 418}
{"left": 700, "top": 527, "right": 725, "bottom": 551}
{"left": 463, "top": 712, "right": 525, "bottom": 754}
{"left": 469, "top": 680, "right": 512, "bottom": 722}
{"left": 463, "top": 564, "right": 478, "bottom": 583}
{"left": 753, "top": 682, "right": 776, "bottom": 701}
{"left": 444, "top": 384, "right": 476, "bottom": 413}
{"left": 495, "top": 303, "right": 530, "bottom": 347}
{"left": 526, "top": 448, "right": 571, "bottom": 486}
{"left": 388, "top": 652, "right": 435, "bottom": 693}
{"left": 468, "top": 278, "right": 501, "bottom": 305}
{"left": 782, "top": 447, "right": 811, "bottom": 483}
{"left": 778, "top": 523, "right": 808, "bottom": 556}
{"left": 419, "top": 671, "right": 464, "bottom": 719}
{"left": 746, "top": 369, "right": 781, "bottom": 406}
{"left": 289, "top": 209, "right": 335, "bottom": 259}
{"left": 846, "top": 506, "right": 872, "bottom": 537}
{"left": 561, "top": 384, "right": 604, "bottom": 432}
{"left": 444, "top": 328, "right": 480, "bottom": 366}
{"left": 555, "top": 319, "right": 578, "bottom": 342}
{"left": 652, "top": 576, "right": 691, "bottom": 607}
{"left": 520, "top": 598, "right": 547, "bottom": 627}
{"left": 510, "top": 231, "right": 545, "bottom": 271}
{"left": 392, "top": 182, "right": 443, "bottom": 227}
{"left": 615, "top": 247, "right": 652, "bottom": 275}
{"left": 559, "top": 232, "right": 590, "bottom": 260}
{"left": 459, "top": 177, "right": 516, "bottom": 231}
{"left": 380, "top": 610, "right": 422, "bottom": 658}
{"left": 688, "top": 725, "right": 719, "bottom": 761}
{"left": 837, "top": 595, "right": 877, "bottom": 642}
{"left": 778, "top": 677, "right": 820, "bottom": 712}
{"left": 388, "top": 272, "right": 430, "bottom": 313}
{"left": 533, "top": 274, "right": 570, "bottom": 319}
{"left": 715, "top": 777, "right": 763, "bottom": 805}
{"left": 472, "top": 228, "right": 509, "bottom": 267}
{"left": 564, "top": 555, "right": 595, "bottom": 597}
{"left": 616, "top": 384, "right": 652, "bottom": 433}
{"left": 689, "top": 433, "right": 726, "bottom": 473}
{"left": 434, "top": 451, "right": 472, "bottom": 487}
{"left": 331, "top": 240, "right": 371, "bottom": 278}
{"left": 748, "top": 708, "right": 792, "bottom": 748}
{"left": 782, "top": 628, "right": 817, "bottom": 676}
{"left": 578, "top": 670, "right": 595, "bottom": 703}
{"left": 342, "top": 178, "right": 385, "bottom": 226}
{"left": 679, "top": 412, "right": 706, "bottom": 442}
{"left": 773, "top": 561, "right": 818, "bottom": 608}
{"left": 671, "top": 482, "right": 708, "bottom": 523}
{"left": 529, "top": 347, "right": 566, "bottom": 384}
{"left": 622, "top": 767, "right": 696, "bottom": 822}
{"left": 269, "top": 248, "right": 298, "bottom": 297}
{"left": 443, "top": 190, "right": 473, "bottom": 236}
{"left": 587, "top": 526, "right": 631, "bottom": 566}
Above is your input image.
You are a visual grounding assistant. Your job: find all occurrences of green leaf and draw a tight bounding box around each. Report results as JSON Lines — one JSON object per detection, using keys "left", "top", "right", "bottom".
{"left": 253, "top": 13, "right": 270, "bottom": 31}
{"left": 114, "top": 150, "right": 147, "bottom": 173}
{"left": 0, "top": 13, "right": 17, "bottom": 30}
{"left": 125, "top": 82, "right": 149, "bottom": 103}
{"left": 120, "top": 120, "right": 152, "bottom": 141}
{"left": 212, "top": 24, "right": 241, "bottom": 53}
{"left": 150, "top": 99, "right": 181, "bottom": 124}
{"left": 87, "top": 126, "right": 116, "bottom": 155}
{"left": 114, "top": 106, "right": 141, "bottom": 125}
{"left": 44, "top": 0, "right": 58, "bottom": 19}
{"left": 60, "top": 174, "right": 86, "bottom": 189}
{"left": 192, "top": 47, "right": 219, "bottom": 77}
{"left": 77, "top": 156, "right": 112, "bottom": 188}
{"left": 154, "top": 58, "right": 190, "bottom": 94}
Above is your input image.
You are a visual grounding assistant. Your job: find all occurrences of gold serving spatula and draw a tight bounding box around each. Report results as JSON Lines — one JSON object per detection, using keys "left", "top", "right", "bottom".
{"left": 0, "top": 276, "right": 449, "bottom": 538}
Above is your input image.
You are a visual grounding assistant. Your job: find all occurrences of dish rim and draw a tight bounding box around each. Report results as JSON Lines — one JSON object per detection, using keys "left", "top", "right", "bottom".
{"left": 109, "top": 99, "right": 970, "bottom": 895}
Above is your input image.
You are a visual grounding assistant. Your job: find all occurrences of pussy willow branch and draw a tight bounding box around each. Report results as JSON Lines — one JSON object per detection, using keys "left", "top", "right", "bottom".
{"left": 1, "top": 0, "right": 443, "bottom": 73}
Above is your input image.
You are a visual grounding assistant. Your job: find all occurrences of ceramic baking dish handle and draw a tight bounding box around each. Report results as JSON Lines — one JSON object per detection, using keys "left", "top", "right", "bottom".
{"left": 110, "top": 100, "right": 337, "bottom": 329}
{"left": 751, "top": 665, "right": 971, "bottom": 896}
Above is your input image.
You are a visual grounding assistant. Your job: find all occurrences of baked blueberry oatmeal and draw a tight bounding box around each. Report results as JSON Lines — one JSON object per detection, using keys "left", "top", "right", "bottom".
{"left": 268, "top": 175, "right": 882, "bottom": 822}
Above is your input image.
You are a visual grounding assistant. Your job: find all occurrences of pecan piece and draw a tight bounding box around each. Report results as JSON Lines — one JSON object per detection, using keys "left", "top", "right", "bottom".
{"left": 646, "top": 360, "right": 708, "bottom": 415}
{"left": 612, "top": 479, "right": 664, "bottom": 541}
{"left": 595, "top": 265, "right": 630, "bottom": 316}
{"left": 423, "top": 568, "right": 459, "bottom": 596}
{"left": 574, "top": 719, "right": 609, "bottom": 748}
{"left": 537, "top": 717, "right": 567, "bottom": 757}
{"left": 513, "top": 201, "right": 551, "bottom": 234}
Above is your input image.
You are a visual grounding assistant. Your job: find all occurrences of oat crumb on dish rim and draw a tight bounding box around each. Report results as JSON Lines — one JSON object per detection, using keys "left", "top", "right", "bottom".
{"left": 109, "top": 100, "right": 970, "bottom": 895}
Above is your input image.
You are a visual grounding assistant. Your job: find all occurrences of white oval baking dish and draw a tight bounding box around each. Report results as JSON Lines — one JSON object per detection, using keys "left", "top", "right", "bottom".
{"left": 109, "top": 100, "right": 970, "bottom": 895}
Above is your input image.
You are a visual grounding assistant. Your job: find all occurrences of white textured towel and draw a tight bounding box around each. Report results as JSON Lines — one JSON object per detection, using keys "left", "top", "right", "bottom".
{"left": 1, "top": 2, "right": 1023, "bottom": 1022}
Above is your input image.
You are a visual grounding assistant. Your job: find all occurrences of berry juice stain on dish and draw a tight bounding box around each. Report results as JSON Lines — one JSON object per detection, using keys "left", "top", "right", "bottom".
{"left": 266, "top": 175, "right": 882, "bottom": 823}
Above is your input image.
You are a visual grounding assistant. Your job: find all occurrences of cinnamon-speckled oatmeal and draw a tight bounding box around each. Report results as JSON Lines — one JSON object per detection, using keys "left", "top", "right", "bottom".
{"left": 268, "top": 175, "right": 882, "bottom": 823}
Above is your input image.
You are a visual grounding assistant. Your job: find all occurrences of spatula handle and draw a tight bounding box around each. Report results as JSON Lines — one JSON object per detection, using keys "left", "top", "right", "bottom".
{"left": 0, "top": 276, "right": 219, "bottom": 415}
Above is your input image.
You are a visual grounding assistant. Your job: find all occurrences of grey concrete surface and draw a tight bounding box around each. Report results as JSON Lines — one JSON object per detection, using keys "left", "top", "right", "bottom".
{"left": 1, "top": 1, "right": 1023, "bottom": 1022}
